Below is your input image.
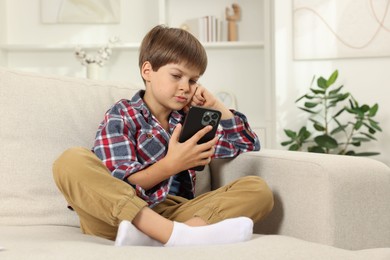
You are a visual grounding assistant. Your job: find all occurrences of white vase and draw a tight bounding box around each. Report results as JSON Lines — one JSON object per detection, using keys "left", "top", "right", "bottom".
{"left": 86, "top": 63, "right": 100, "bottom": 80}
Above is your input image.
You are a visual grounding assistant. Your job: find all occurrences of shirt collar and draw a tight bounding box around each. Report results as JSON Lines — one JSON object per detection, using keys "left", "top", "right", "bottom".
{"left": 131, "top": 90, "right": 184, "bottom": 124}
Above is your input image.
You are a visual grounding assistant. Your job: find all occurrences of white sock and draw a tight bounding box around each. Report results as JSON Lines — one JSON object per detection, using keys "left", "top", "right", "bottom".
{"left": 164, "top": 216, "right": 253, "bottom": 247}
{"left": 115, "top": 220, "right": 162, "bottom": 247}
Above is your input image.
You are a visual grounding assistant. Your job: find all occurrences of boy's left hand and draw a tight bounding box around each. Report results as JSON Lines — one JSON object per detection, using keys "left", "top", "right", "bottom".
{"left": 190, "top": 84, "right": 215, "bottom": 108}
{"left": 189, "top": 84, "right": 234, "bottom": 120}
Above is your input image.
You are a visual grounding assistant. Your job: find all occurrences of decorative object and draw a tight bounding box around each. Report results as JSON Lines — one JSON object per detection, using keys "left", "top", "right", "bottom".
{"left": 215, "top": 91, "right": 237, "bottom": 109}
{"left": 41, "top": 0, "right": 121, "bottom": 24}
{"left": 74, "top": 37, "right": 119, "bottom": 79}
{"left": 293, "top": 0, "right": 390, "bottom": 59}
{"left": 281, "top": 70, "right": 382, "bottom": 156}
{"left": 225, "top": 3, "right": 241, "bottom": 41}
{"left": 86, "top": 63, "right": 100, "bottom": 80}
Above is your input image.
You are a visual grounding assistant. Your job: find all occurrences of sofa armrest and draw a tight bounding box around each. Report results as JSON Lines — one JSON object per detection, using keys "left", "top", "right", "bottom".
{"left": 209, "top": 149, "right": 390, "bottom": 250}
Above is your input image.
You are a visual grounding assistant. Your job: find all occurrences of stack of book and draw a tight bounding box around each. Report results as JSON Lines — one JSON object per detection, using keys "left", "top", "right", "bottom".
{"left": 184, "top": 16, "right": 227, "bottom": 42}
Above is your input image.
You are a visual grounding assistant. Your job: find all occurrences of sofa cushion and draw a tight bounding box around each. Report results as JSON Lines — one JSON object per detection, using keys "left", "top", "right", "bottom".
{"left": 1, "top": 226, "right": 390, "bottom": 260}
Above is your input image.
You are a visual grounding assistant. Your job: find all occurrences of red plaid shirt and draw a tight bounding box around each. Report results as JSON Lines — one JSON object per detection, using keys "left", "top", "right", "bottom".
{"left": 93, "top": 90, "right": 260, "bottom": 207}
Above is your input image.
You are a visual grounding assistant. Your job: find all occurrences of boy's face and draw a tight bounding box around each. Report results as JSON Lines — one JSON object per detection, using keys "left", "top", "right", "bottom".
{"left": 142, "top": 61, "right": 201, "bottom": 113}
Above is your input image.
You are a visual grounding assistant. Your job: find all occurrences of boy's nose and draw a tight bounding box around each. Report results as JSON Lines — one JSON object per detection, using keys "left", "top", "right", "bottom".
{"left": 179, "top": 81, "right": 190, "bottom": 92}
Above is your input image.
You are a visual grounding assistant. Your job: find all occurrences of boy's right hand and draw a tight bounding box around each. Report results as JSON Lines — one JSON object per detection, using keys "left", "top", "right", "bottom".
{"left": 164, "top": 124, "right": 218, "bottom": 174}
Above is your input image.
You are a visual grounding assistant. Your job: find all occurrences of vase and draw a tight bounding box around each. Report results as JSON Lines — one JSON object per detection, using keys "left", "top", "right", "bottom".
{"left": 86, "top": 63, "right": 100, "bottom": 80}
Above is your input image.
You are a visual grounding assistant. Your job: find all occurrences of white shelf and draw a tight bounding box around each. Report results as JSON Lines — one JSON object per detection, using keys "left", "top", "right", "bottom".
{"left": 0, "top": 41, "right": 264, "bottom": 52}
{"left": 202, "top": 41, "right": 264, "bottom": 49}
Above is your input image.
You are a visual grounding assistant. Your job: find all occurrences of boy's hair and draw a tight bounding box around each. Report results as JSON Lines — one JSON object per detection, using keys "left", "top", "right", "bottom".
{"left": 139, "top": 25, "right": 207, "bottom": 82}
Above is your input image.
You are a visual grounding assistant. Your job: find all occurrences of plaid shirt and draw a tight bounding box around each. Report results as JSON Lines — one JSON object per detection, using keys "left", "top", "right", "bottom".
{"left": 93, "top": 90, "right": 260, "bottom": 207}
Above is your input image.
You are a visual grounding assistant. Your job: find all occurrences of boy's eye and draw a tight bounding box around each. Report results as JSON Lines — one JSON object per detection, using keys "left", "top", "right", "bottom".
{"left": 172, "top": 74, "right": 181, "bottom": 79}
{"left": 189, "top": 80, "right": 198, "bottom": 85}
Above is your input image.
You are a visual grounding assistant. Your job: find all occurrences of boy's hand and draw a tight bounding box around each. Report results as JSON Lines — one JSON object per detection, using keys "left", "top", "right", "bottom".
{"left": 164, "top": 123, "right": 218, "bottom": 173}
{"left": 190, "top": 84, "right": 216, "bottom": 108}
{"left": 190, "top": 84, "right": 234, "bottom": 120}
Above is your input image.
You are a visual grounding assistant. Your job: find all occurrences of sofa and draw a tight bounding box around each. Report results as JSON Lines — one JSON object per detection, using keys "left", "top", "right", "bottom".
{"left": 1, "top": 67, "right": 390, "bottom": 259}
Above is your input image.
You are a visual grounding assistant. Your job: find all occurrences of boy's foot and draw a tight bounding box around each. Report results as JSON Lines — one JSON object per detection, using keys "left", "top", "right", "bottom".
{"left": 165, "top": 216, "right": 253, "bottom": 247}
{"left": 115, "top": 220, "right": 163, "bottom": 247}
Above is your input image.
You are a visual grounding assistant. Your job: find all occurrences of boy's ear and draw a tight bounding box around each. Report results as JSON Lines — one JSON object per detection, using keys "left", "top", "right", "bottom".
{"left": 141, "top": 61, "right": 152, "bottom": 82}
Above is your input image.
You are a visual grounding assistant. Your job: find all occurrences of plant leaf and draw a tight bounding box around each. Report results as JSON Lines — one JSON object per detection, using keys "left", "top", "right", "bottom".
{"left": 330, "top": 125, "right": 347, "bottom": 135}
{"left": 338, "top": 93, "right": 350, "bottom": 101}
{"left": 295, "top": 94, "right": 307, "bottom": 103}
{"left": 313, "top": 123, "right": 325, "bottom": 131}
{"left": 289, "top": 144, "right": 300, "bottom": 151}
{"left": 354, "top": 120, "right": 363, "bottom": 130}
{"left": 368, "top": 119, "right": 382, "bottom": 131}
{"left": 360, "top": 104, "right": 370, "bottom": 113}
{"left": 327, "top": 70, "right": 338, "bottom": 86}
{"left": 354, "top": 152, "right": 380, "bottom": 156}
{"left": 304, "top": 102, "right": 318, "bottom": 108}
{"left": 301, "top": 131, "right": 311, "bottom": 141}
{"left": 333, "top": 108, "right": 345, "bottom": 118}
{"left": 329, "top": 85, "right": 344, "bottom": 95}
{"left": 368, "top": 104, "right": 378, "bottom": 117}
{"left": 348, "top": 99, "right": 355, "bottom": 109}
{"left": 310, "top": 88, "right": 326, "bottom": 95}
{"left": 298, "top": 126, "right": 310, "bottom": 138}
{"left": 363, "top": 123, "right": 377, "bottom": 134}
{"left": 360, "top": 132, "right": 377, "bottom": 140}
{"left": 317, "top": 77, "right": 328, "bottom": 89}
{"left": 351, "top": 141, "right": 361, "bottom": 147}
{"left": 314, "top": 135, "right": 338, "bottom": 149}
{"left": 284, "top": 129, "right": 296, "bottom": 138}
{"left": 281, "top": 140, "right": 294, "bottom": 146}
{"left": 298, "top": 107, "right": 318, "bottom": 114}
{"left": 352, "top": 137, "right": 371, "bottom": 142}
{"left": 308, "top": 146, "right": 326, "bottom": 153}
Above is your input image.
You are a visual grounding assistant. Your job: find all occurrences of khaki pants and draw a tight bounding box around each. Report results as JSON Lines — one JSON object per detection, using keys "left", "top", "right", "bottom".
{"left": 53, "top": 147, "right": 274, "bottom": 241}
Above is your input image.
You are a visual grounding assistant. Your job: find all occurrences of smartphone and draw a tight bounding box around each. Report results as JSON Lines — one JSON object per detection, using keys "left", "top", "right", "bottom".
{"left": 179, "top": 106, "right": 222, "bottom": 171}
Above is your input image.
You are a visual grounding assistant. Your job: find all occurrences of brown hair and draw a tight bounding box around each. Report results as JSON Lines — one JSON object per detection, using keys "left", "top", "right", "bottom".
{"left": 139, "top": 25, "right": 207, "bottom": 81}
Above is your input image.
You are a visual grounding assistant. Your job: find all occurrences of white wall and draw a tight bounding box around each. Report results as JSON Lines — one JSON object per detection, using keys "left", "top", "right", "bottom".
{"left": 274, "top": 0, "right": 390, "bottom": 166}
{"left": 0, "top": 0, "right": 7, "bottom": 66}
{"left": 5, "top": 0, "right": 159, "bottom": 44}
{"left": 2, "top": 0, "right": 160, "bottom": 85}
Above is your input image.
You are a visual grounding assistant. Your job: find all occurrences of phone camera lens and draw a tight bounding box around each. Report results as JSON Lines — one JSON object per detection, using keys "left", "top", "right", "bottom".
{"left": 203, "top": 115, "right": 210, "bottom": 122}
{"left": 209, "top": 121, "right": 216, "bottom": 126}
{"left": 211, "top": 113, "right": 218, "bottom": 120}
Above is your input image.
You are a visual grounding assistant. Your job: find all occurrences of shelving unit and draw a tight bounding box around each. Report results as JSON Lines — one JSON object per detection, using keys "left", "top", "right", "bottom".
{"left": 0, "top": 0, "right": 274, "bottom": 148}
{"left": 0, "top": 41, "right": 264, "bottom": 52}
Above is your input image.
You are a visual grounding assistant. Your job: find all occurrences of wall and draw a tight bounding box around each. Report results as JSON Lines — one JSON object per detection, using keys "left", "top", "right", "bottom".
{"left": 5, "top": 0, "right": 158, "bottom": 44}
{"left": 0, "top": 0, "right": 7, "bottom": 66}
{"left": 274, "top": 0, "right": 390, "bottom": 165}
{"left": 2, "top": 0, "right": 160, "bottom": 85}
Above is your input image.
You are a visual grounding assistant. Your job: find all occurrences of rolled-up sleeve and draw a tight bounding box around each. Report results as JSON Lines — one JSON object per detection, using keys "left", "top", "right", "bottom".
{"left": 214, "top": 110, "right": 260, "bottom": 158}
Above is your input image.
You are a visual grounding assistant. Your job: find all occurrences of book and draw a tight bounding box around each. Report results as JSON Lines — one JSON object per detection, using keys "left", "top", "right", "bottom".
{"left": 184, "top": 16, "right": 225, "bottom": 42}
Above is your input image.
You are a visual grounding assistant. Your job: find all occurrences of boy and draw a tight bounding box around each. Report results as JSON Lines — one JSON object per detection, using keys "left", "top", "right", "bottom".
{"left": 53, "top": 25, "right": 273, "bottom": 247}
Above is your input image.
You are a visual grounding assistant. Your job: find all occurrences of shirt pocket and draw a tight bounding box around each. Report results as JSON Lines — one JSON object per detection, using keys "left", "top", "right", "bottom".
{"left": 136, "top": 130, "right": 168, "bottom": 162}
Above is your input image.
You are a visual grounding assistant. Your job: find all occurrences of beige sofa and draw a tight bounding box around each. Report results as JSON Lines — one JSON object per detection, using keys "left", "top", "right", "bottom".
{"left": 1, "top": 67, "right": 390, "bottom": 259}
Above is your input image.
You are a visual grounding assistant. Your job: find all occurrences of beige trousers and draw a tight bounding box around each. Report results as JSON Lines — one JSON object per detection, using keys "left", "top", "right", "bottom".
{"left": 53, "top": 147, "right": 274, "bottom": 241}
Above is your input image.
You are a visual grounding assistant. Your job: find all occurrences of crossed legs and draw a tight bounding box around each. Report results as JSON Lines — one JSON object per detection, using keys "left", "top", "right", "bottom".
{"left": 53, "top": 147, "right": 274, "bottom": 247}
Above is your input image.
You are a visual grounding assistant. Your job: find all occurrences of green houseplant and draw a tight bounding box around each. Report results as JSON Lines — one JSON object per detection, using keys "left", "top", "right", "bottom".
{"left": 281, "top": 70, "right": 382, "bottom": 156}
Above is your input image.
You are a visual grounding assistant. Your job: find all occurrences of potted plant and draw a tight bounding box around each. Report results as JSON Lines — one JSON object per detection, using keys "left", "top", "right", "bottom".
{"left": 281, "top": 70, "right": 382, "bottom": 156}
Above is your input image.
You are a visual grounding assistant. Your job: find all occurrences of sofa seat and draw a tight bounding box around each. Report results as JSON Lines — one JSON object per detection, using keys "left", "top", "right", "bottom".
{"left": 1, "top": 226, "right": 390, "bottom": 260}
